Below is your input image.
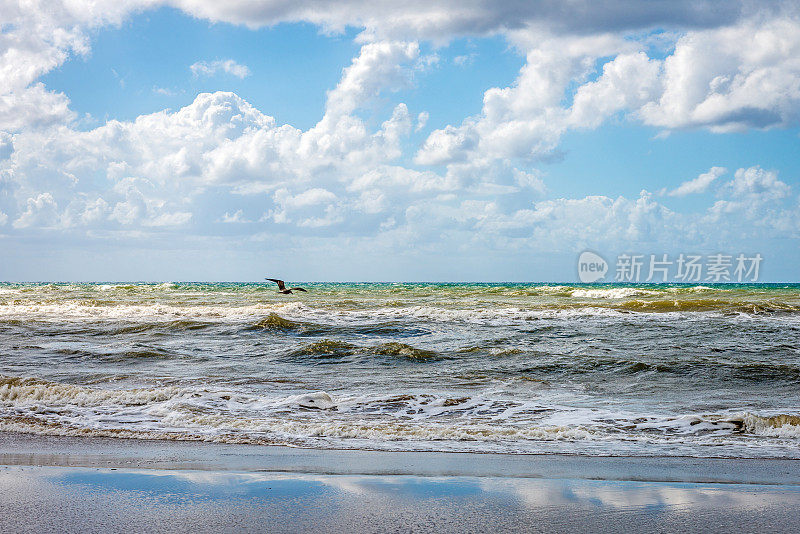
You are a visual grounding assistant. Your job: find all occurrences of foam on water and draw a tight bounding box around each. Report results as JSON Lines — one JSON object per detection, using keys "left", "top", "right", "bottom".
{"left": 1, "top": 373, "right": 799, "bottom": 456}
{"left": 570, "top": 287, "right": 657, "bottom": 299}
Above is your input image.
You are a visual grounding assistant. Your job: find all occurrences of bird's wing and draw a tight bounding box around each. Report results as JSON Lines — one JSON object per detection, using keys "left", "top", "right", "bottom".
{"left": 265, "top": 278, "right": 286, "bottom": 290}
{"left": 290, "top": 287, "right": 307, "bottom": 292}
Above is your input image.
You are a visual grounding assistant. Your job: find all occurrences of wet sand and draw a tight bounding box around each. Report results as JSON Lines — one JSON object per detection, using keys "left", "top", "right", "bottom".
{"left": 2, "top": 432, "right": 800, "bottom": 533}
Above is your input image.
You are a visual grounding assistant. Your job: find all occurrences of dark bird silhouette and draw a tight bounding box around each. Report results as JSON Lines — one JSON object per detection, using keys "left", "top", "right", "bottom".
{"left": 265, "top": 278, "right": 307, "bottom": 294}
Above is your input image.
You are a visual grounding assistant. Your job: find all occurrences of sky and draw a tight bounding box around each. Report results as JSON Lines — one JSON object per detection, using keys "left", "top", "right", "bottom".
{"left": 1, "top": 1, "right": 800, "bottom": 282}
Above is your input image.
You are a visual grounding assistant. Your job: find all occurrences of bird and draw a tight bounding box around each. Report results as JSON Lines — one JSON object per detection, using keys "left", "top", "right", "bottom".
{"left": 265, "top": 278, "right": 307, "bottom": 294}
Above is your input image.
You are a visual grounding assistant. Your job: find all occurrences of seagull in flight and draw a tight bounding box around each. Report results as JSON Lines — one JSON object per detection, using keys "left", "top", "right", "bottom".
{"left": 265, "top": 278, "right": 307, "bottom": 294}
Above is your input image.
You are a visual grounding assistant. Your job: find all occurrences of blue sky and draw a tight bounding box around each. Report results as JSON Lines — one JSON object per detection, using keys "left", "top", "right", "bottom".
{"left": 1, "top": 1, "right": 800, "bottom": 281}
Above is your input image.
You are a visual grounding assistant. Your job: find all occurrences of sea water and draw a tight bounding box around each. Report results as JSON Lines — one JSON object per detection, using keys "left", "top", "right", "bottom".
{"left": 1, "top": 282, "right": 799, "bottom": 457}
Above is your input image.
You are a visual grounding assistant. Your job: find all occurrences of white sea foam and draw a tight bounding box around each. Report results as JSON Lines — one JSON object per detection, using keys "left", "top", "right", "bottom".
{"left": 0, "top": 377, "right": 184, "bottom": 406}
{"left": 570, "top": 288, "right": 657, "bottom": 299}
{"left": 2, "top": 375, "right": 799, "bottom": 457}
{"left": 0, "top": 301, "right": 311, "bottom": 322}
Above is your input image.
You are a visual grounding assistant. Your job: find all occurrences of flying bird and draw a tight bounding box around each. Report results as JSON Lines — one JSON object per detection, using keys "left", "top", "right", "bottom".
{"left": 265, "top": 278, "right": 307, "bottom": 294}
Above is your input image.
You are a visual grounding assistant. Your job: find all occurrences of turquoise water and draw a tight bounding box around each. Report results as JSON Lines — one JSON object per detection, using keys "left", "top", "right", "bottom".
{"left": 1, "top": 282, "right": 799, "bottom": 457}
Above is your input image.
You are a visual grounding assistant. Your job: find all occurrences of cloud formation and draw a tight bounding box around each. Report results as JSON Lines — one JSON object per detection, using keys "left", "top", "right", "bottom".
{"left": 1, "top": 0, "right": 799, "bottom": 278}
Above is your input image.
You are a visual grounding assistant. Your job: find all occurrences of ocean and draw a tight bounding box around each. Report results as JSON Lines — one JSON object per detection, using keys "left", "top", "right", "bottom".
{"left": 1, "top": 282, "right": 798, "bottom": 458}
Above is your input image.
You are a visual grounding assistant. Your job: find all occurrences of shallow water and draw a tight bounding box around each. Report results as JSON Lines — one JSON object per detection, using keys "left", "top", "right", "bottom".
{"left": 6, "top": 466, "right": 800, "bottom": 533}
{"left": 1, "top": 282, "right": 799, "bottom": 457}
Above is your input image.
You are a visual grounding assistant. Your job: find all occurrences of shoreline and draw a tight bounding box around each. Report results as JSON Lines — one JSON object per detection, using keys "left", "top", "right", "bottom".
{"left": 3, "top": 431, "right": 800, "bottom": 532}
{"left": 2, "top": 430, "right": 800, "bottom": 485}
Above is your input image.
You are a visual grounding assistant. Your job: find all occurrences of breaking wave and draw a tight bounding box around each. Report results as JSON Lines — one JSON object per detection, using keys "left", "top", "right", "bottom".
{"left": 0, "top": 376, "right": 181, "bottom": 406}
{"left": 0, "top": 374, "right": 798, "bottom": 456}
{"left": 738, "top": 413, "right": 800, "bottom": 438}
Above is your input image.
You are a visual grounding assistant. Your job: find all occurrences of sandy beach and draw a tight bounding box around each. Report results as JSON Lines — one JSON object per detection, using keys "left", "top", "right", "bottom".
{"left": 2, "top": 431, "right": 800, "bottom": 533}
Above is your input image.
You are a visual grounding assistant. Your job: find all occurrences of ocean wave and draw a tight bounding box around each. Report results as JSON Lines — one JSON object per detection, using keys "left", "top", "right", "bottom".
{"left": 570, "top": 288, "right": 657, "bottom": 299}
{"left": 0, "top": 415, "right": 595, "bottom": 446}
{"left": 0, "top": 376, "right": 182, "bottom": 406}
{"left": 0, "top": 288, "right": 800, "bottom": 328}
{"left": 738, "top": 413, "right": 800, "bottom": 438}
{"left": 611, "top": 298, "right": 800, "bottom": 314}
{"left": 628, "top": 412, "right": 800, "bottom": 440}
{"left": 0, "top": 301, "right": 310, "bottom": 322}
{"left": 5, "top": 407, "right": 799, "bottom": 455}
{"left": 2, "top": 375, "right": 799, "bottom": 456}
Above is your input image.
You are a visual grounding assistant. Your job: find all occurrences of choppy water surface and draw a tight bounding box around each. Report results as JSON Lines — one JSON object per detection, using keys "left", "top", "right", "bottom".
{"left": 1, "top": 282, "right": 799, "bottom": 457}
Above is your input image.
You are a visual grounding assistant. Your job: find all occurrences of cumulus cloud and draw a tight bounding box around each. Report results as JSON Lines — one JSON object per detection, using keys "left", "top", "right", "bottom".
{"left": 414, "top": 34, "right": 658, "bottom": 166}
{"left": 190, "top": 59, "right": 251, "bottom": 79}
{"left": 0, "top": 83, "right": 75, "bottom": 132}
{"left": 725, "top": 166, "right": 791, "bottom": 201}
{"left": 0, "top": 38, "right": 428, "bottom": 237}
{"left": 13, "top": 192, "right": 59, "bottom": 229}
{"left": 323, "top": 41, "right": 418, "bottom": 118}
{"left": 666, "top": 167, "right": 727, "bottom": 196}
{"left": 640, "top": 17, "right": 800, "bottom": 131}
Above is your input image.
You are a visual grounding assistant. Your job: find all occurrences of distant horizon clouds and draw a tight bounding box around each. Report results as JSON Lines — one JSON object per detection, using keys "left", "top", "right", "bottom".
{"left": 1, "top": 1, "right": 799, "bottom": 281}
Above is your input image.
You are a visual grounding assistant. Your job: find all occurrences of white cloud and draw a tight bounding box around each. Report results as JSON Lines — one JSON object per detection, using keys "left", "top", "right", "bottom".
{"left": 726, "top": 166, "right": 791, "bottom": 201}
{"left": 220, "top": 210, "right": 250, "bottom": 223}
{"left": 568, "top": 52, "right": 661, "bottom": 129}
{"left": 323, "top": 41, "right": 418, "bottom": 118}
{"left": 153, "top": 86, "right": 177, "bottom": 96}
{"left": 512, "top": 168, "right": 547, "bottom": 196}
{"left": 453, "top": 53, "right": 475, "bottom": 66}
{"left": 667, "top": 167, "right": 727, "bottom": 196}
{"left": 415, "top": 111, "right": 428, "bottom": 131}
{"left": 414, "top": 123, "right": 478, "bottom": 165}
{"left": 269, "top": 188, "right": 344, "bottom": 227}
{"left": 277, "top": 188, "right": 337, "bottom": 208}
{"left": 0, "top": 131, "right": 13, "bottom": 160}
{"left": 0, "top": 83, "right": 75, "bottom": 132}
{"left": 463, "top": 191, "right": 680, "bottom": 248}
{"left": 13, "top": 192, "right": 59, "bottom": 229}
{"left": 190, "top": 59, "right": 251, "bottom": 79}
{"left": 640, "top": 17, "right": 800, "bottom": 131}
{"left": 415, "top": 33, "right": 640, "bottom": 166}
